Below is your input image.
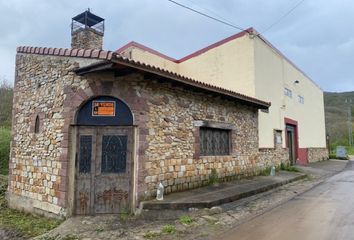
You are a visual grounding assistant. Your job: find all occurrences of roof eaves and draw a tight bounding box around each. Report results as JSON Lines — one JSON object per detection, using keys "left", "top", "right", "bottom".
{"left": 16, "top": 45, "right": 270, "bottom": 109}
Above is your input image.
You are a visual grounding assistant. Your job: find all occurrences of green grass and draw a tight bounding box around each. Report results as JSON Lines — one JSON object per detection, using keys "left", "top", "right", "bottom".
{"left": 329, "top": 145, "right": 353, "bottom": 159}
{"left": 280, "top": 163, "right": 301, "bottom": 172}
{"left": 0, "top": 174, "right": 62, "bottom": 238}
{"left": 347, "top": 146, "right": 354, "bottom": 155}
{"left": 161, "top": 224, "right": 176, "bottom": 234}
{"left": 0, "top": 127, "right": 11, "bottom": 175}
{"left": 179, "top": 215, "right": 194, "bottom": 225}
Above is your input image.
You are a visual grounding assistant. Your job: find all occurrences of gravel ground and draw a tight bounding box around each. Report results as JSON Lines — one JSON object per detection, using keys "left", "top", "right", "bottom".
{"left": 34, "top": 160, "right": 348, "bottom": 240}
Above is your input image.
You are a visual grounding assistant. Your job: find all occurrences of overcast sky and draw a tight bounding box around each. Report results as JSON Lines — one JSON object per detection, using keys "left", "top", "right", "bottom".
{"left": 0, "top": 0, "right": 353, "bottom": 92}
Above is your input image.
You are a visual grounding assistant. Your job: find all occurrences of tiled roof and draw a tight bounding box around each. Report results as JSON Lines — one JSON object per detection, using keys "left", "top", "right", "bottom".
{"left": 16, "top": 46, "right": 270, "bottom": 109}
{"left": 17, "top": 46, "right": 114, "bottom": 60}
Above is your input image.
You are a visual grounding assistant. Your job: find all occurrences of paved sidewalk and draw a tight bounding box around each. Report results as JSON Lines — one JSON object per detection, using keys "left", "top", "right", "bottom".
{"left": 142, "top": 171, "right": 306, "bottom": 211}
{"left": 297, "top": 159, "right": 349, "bottom": 178}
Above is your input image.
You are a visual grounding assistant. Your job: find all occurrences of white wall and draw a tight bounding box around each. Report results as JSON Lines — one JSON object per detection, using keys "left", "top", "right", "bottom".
{"left": 178, "top": 35, "right": 256, "bottom": 97}
{"left": 120, "top": 31, "right": 327, "bottom": 149}
{"left": 254, "top": 36, "right": 326, "bottom": 148}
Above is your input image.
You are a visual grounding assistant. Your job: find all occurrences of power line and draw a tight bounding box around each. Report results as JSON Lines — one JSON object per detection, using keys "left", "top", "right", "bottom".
{"left": 165, "top": 0, "right": 246, "bottom": 32}
{"left": 261, "top": 0, "right": 306, "bottom": 34}
{"left": 183, "top": 0, "right": 237, "bottom": 27}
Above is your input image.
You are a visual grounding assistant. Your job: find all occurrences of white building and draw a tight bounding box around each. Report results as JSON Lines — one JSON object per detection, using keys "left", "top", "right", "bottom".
{"left": 117, "top": 28, "right": 328, "bottom": 164}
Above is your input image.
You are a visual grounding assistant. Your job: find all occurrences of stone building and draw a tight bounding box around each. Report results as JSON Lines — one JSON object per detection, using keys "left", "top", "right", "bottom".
{"left": 8, "top": 10, "right": 288, "bottom": 218}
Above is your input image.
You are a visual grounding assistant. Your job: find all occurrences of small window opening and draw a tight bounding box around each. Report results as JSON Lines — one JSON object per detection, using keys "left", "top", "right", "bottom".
{"left": 284, "top": 88, "right": 292, "bottom": 98}
{"left": 34, "top": 115, "right": 40, "bottom": 133}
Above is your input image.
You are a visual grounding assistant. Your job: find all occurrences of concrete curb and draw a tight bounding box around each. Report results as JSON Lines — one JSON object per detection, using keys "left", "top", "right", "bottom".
{"left": 141, "top": 173, "right": 307, "bottom": 211}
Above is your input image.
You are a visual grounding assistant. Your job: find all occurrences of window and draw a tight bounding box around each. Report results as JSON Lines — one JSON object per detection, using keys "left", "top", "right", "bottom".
{"left": 284, "top": 88, "right": 292, "bottom": 98}
{"left": 298, "top": 95, "right": 304, "bottom": 104}
{"left": 101, "top": 135, "right": 127, "bottom": 173}
{"left": 79, "top": 135, "right": 92, "bottom": 173}
{"left": 200, "top": 127, "right": 230, "bottom": 156}
{"left": 34, "top": 115, "right": 40, "bottom": 133}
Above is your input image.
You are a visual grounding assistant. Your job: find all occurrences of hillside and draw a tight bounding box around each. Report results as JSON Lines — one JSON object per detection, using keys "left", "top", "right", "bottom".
{"left": 324, "top": 91, "right": 354, "bottom": 145}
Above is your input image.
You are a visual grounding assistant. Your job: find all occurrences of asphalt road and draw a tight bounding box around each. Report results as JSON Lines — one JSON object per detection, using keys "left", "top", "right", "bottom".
{"left": 221, "top": 160, "right": 354, "bottom": 240}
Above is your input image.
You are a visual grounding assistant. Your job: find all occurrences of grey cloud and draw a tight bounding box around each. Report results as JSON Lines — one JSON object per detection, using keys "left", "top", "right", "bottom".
{"left": 0, "top": 0, "right": 353, "bottom": 91}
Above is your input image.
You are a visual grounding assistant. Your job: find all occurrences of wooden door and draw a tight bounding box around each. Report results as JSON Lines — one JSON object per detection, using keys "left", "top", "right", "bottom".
{"left": 75, "top": 126, "right": 133, "bottom": 215}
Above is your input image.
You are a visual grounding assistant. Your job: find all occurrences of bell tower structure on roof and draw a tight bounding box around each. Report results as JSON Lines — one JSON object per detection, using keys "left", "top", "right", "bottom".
{"left": 71, "top": 9, "right": 105, "bottom": 49}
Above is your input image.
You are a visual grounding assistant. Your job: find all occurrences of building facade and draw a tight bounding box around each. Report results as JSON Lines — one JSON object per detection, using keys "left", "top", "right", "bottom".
{"left": 118, "top": 28, "right": 328, "bottom": 165}
{"left": 7, "top": 11, "right": 289, "bottom": 218}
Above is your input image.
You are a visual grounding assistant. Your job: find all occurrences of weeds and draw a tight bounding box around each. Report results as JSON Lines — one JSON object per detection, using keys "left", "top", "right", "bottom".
{"left": 179, "top": 215, "right": 194, "bottom": 225}
{"left": 161, "top": 224, "right": 176, "bottom": 234}
{"left": 280, "top": 163, "right": 301, "bottom": 172}
{"left": 95, "top": 225, "right": 104, "bottom": 233}
{"left": 258, "top": 166, "right": 273, "bottom": 176}
{"left": 144, "top": 231, "right": 161, "bottom": 239}
{"left": 119, "top": 208, "right": 130, "bottom": 221}
{"left": 209, "top": 168, "right": 219, "bottom": 185}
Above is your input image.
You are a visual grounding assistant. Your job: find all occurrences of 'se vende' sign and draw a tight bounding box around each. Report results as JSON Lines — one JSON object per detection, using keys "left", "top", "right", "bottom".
{"left": 92, "top": 101, "right": 115, "bottom": 116}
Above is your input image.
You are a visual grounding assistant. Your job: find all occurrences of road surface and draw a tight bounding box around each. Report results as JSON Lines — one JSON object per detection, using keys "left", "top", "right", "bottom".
{"left": 221, "top": 160, "right": 354, "bottom": 240}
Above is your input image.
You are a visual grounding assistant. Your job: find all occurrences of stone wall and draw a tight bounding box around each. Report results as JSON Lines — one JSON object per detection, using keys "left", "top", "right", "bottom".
{"left": 308, "top": 148, "right": 329, "bottom": 163}
{"left": 9, "top": 52, "right": 291, "bottom": 216}
{"left": 258, "top": 147, "right": 289, "bottom": 168}
{"left": 142, "top": 79, "right": 260, "bottom": 199}
{"left": 8, "top": 53, "right": 99, "bottom": 217}
{"left": 71, "top": 28, "right": 103, "bottom": 49}
{"left": 67, "top": 72, "right": 262, "bottom": 201}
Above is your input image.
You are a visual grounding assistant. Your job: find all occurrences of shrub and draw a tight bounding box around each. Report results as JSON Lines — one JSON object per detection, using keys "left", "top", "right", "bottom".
{"left": 0, "top": 127, "right": 11, "bottom": 175}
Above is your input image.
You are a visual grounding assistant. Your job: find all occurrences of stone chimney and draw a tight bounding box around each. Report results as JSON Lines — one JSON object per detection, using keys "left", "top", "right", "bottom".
{"left": 71, "top": 9, "right": 104, "bottom": 49}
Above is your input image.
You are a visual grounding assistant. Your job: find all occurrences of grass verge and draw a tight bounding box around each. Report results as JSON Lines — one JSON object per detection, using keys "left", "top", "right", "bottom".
{"left": 0, "top": 174, "right": 62, "bottom": 238}
{"left": 0, "top": 127, "right": 11, "bottom": 175}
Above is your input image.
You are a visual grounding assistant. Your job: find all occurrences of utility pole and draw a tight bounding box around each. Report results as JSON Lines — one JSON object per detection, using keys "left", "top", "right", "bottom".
{"left": 346, "top": 98, "right": 353, "bottom": 147}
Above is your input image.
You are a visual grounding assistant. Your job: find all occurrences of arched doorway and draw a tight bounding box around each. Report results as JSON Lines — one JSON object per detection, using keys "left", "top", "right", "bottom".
{"left": 75, "top": 96, "right": 134, "bottom": 215}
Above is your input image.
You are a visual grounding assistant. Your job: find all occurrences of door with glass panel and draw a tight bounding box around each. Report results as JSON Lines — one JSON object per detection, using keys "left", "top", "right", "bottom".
{"left": 75, "top": 126, "right": 132, "bottom": 215}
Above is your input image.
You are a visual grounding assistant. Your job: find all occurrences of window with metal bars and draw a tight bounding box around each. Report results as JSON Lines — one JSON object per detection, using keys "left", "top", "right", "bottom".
{"left": 200, "top": 127, "right": 231, "bottom": 156}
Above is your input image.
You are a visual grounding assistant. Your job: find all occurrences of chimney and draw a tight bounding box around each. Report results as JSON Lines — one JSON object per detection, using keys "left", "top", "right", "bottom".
{"left": 71, "top": 9, "right": 104, "bottom": 49}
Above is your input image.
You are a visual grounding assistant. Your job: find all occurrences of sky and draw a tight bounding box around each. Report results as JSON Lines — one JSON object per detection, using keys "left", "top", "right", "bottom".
{"left": 0, "top": 0, "right": 353, "bottom": 92}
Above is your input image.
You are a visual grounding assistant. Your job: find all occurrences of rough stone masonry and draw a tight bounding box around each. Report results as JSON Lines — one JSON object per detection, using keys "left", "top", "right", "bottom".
{"left": 7, "top": 10, "right": 306, "bottom": 218}
{"left": 7, "top": 46, "right": 286, "bottom": 217}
